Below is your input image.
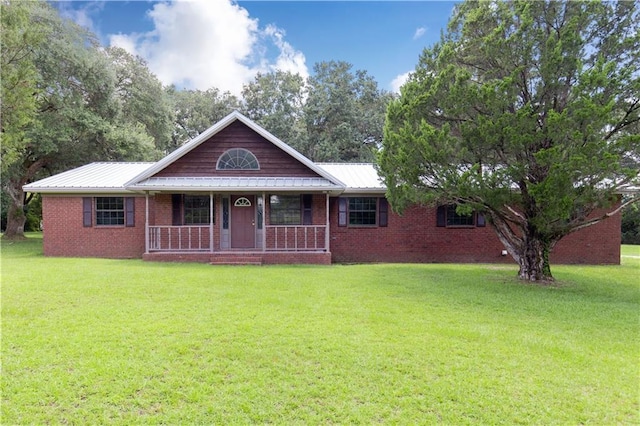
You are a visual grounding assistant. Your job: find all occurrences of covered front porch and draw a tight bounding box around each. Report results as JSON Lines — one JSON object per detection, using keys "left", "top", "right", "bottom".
{"left": 140, "top": 191, "right": 334, "bottom": 265}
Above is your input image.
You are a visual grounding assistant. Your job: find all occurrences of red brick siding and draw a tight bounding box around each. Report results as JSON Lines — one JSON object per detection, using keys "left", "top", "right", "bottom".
{"left": 42, "top": 194, "right": 621, "bottom": 265}
{"left": 329, "top": 198, "right": 621, "bottom": 265}
{"left": 42, "top": 196, "right": 145, "bottom": 258}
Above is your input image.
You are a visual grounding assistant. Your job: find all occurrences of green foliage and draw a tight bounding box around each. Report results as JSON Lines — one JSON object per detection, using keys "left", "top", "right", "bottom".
{"left": 241, "top": 70, "right": 308, "bottom": 152}
{"left": 0, "top": 0, "right": 47, "bottom": 174}
{"left": 167, "top": 87, "right": 241, "bottom": 150}
{"left": 105, "top": 47, "right": 173, "bottom": 155}
{"left": 304, "top": 61, "right": 394, "bottom": 162}
{"left": 2, "top": 238, "right": 638, "bottom": 423}
{"left": 1, "top": 0, "right": 169, "bottom": 238}
{"left": 621, "top": 201, "right": 640, "bottom": 245}
{"left": 380, "top": 0, "right": 640, "bottom": 281}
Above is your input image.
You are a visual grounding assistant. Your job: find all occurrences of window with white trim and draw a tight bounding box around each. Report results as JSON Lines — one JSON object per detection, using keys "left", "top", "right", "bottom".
{"left": 217, "top": 148, "right": 259, "bottom": 170}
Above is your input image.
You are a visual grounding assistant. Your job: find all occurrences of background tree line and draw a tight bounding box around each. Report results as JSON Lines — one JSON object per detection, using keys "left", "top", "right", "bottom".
{"left": 0, "top": 0, "right": 393, "bottom": 237}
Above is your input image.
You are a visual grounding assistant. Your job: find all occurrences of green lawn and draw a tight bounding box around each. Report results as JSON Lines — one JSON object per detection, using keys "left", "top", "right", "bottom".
{"left": 2, "top": 234, "right": 639, "bottom": 424}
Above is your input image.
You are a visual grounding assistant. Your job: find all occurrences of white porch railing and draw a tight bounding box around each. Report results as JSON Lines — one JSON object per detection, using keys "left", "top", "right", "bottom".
{"left": 148, "top": 226, "right": 211, "bottom": 251}
{"left": 266, "top": 225, "right": 327, "bottom": 251}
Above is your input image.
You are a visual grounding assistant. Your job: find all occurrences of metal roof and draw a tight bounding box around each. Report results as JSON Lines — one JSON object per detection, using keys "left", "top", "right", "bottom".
{"left": 23, "top": 161, "right": 391, "bottom": 195}
{"left": 127, "top": 176, "right": 344, "bottom": 193}
{"left": 316, "top": 163, "right": 386, "bottom": 193}
{"left": 22, "top": 162, "right": 154, "bottom": 193}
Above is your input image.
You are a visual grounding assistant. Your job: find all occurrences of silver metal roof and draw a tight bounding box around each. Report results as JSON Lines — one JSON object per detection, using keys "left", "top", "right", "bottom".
{"left": 23, "top": 161, "right": 390, "bottom": 195}
{"left": 316, "top": 163, "right": 386, "bottom": 193}
{"left": 22, "top": 162, "right": 154, "bottom": 193}
{"left": 127, "top": 176, "right": 344, "bottom": 193}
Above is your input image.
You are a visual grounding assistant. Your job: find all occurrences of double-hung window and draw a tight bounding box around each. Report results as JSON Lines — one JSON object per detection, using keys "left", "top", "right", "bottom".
{"left": 84, "top": 196, "right": 134, "bottom": 227}
{"left": 184, "top": 195, "right": 210, "bottom": 224}
{"left": 436, "top": 204, "right": 486, "bottom": 228}
{"left": 268, "top": 195, "right": 313, "bottom": 226}
{"left": 269, "top": 195, "right": 301, "bottom": 225}
{"left": 172, "top": 194, "right": 212, "bottom": 225}
{"left": 338, "top": 197, "right": 388, "bottom": 227}
{"left": 96, "top": 197, "right": 124, "bottom": 225}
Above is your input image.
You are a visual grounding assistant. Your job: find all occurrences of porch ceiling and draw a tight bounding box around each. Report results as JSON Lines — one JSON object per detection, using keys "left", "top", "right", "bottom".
{"left": 126, "top": 176, "right": 345, "bottom": 193}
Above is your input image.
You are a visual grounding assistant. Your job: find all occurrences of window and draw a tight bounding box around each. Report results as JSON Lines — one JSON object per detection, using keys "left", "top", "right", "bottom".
{"left": 172, "top": 194, "right": 212, "bottom": 225}
{"left": 184, "top": 195, "right": 210, "bottom": 224}
{"left": 84, "top": 197, "right": 134, "bottom": 227}
{"left": 447, "top": 205, "right": 474, "bottom": 226}
{"left": 270, "top": 195, "right": 301, "bottom": 225}
{"left": 217, "top": 148, "right": 259, "bottom": 170}
{"left": 436, "top": 205, "right": 485, "bottom": 227}
{"left": 338, "top": 197, "right": 388, "bottom": 227}
{"left": 96, "top": 197, "right": 124, "bottom": 226}
{"left": 348, "top": 197, "right": 377, "bottom": 226}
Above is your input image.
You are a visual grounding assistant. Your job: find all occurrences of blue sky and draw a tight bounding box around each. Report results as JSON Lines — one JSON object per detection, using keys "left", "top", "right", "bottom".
{"left": 54, "top": 1, "right": 457, "bottom": 95}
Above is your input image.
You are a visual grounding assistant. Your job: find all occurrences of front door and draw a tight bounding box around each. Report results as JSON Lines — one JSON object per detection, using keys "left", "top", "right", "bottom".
{"left": 231, "top": 195, "right": 256, "bottom": 248}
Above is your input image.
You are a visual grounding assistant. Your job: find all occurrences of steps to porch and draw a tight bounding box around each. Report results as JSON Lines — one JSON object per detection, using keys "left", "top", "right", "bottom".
{"left": 209, "top": 253, "right": 263, "bottom": 266}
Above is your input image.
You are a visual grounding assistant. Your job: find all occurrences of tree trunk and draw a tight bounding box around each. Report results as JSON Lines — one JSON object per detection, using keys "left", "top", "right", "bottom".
{"left": 4, "top": 194, "right": 27, "bottom": 240}
{"left": 517, "top": 234, "right": 553, "bottom": 282}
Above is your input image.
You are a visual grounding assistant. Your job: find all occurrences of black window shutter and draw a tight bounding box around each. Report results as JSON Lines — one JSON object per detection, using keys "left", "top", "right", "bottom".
{"left": 82, "top": 197, "right": 92, "bottom": 227}
{"left": 379, "top": 198, "right": 389, "bottom": 227}
{"left": 476, "top": 212, "right": 486, "bottom": 227}
{"left": 302, "top": 194, "right": 313, "bottom": 225}
{"left": 125, "top": 197, "right": 135, "bottom": 227}
{"left": 338, "top": 198, "right": 347, "bottom": 227}
{"left": 436, "top": 205, "right": 446, "bottom": 227}
{"left": 172, "top": 194, "right": 183, "bottom": 226}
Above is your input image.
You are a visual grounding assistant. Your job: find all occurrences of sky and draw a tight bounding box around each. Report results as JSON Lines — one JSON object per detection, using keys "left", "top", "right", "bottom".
{"left": 54, "top": 0, "right": 458, "bottom": 96}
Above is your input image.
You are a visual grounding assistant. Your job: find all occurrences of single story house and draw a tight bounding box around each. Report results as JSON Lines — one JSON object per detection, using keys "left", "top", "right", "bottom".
{"left": 23, "top": 111, "right": 621, "bottom": 265}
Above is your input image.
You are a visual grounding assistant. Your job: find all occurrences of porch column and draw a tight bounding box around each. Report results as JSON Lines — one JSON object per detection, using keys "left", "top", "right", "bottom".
{"left": 325, "top": 193, "right": 330, "bottom": 252}
{"left": 262, "top": 192, "right": 267, "bottom": 252}
{"left": 210, "top": 192, "right": 214, "bottom": 253}
{"left": 144, "top": 192, "right": 149, "bottom": 254}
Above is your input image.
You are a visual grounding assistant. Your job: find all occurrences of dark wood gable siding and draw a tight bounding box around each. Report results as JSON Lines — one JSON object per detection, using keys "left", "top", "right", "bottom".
{"left": 155, "top": 121, "right": 321, "bottom": 178}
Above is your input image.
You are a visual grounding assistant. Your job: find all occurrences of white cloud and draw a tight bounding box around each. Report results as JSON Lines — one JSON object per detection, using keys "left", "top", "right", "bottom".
{"left": 55, "top": 1, "right": 105, "bottom": 35}
{"left": 108, "top": 0, "right": 309, "bottom": 95}
{"left": 391, "top": 71, "right": 412, "bottom": 93}
{"left": 413, "top": 26, "right": 426, "bottom": 40}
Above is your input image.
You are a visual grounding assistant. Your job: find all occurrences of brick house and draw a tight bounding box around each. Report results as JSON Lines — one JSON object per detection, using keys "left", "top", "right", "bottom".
{"left": 23, "top": 111, "right": 621, "bottom": 265}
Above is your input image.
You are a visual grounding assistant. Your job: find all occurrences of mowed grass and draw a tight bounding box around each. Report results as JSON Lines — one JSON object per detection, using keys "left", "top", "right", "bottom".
{"left": 2, "top": 235, "right": 639, "bottom": 424}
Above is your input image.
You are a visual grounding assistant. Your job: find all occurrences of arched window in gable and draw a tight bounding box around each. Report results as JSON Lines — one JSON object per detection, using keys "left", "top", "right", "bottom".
{"left": 216, "top": 148, "right": 260, "bottom": 170}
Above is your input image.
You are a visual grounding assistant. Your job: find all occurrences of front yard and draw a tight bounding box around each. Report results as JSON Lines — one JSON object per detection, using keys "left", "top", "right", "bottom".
{"left": 2, "top": 235, "right": 639, "bottom": 424}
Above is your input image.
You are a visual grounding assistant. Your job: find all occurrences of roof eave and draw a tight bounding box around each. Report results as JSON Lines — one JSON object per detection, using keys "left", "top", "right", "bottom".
{"left": 22, "top": 187, "right": 134, "bottom": 194}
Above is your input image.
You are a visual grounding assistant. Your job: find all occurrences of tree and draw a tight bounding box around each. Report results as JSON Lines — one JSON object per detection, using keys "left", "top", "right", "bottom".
{"left": 379, "top": 0, "right": 639, "bottom": 281}
{"left": 304, "top": 61, "right": 392, "bottom": 162}
{"left": 105, "top": 47, "right": 174, "bottom": 154}
{"left": 1, "top": 1, "right": 159, "bottom": 239}
{"left": 241, "top": 70, "right": 308, "bottom": 152}
{"left": 621, "top": 201, "right": 640, "bottom": 245}
{"left": 167, "top": 87, "right": 241, "bottom": 150}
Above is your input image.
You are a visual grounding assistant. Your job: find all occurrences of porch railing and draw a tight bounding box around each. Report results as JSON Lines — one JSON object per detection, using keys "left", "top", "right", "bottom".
{"left": 265, "top": 225, "right": 327, "bottom": 251}
{"left": 148, "top": 226, "right": 211, "bottom": 251}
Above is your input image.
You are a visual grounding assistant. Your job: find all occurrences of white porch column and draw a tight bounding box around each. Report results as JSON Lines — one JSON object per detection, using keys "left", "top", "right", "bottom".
{"left": 210, "top": 192, "right": 214, "bottom": 253}
{"left": 144, "top": 192, "right": 149, "bottom": 254}
{"left": 325, "top": 193, "right": 330, "bottom": 252}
